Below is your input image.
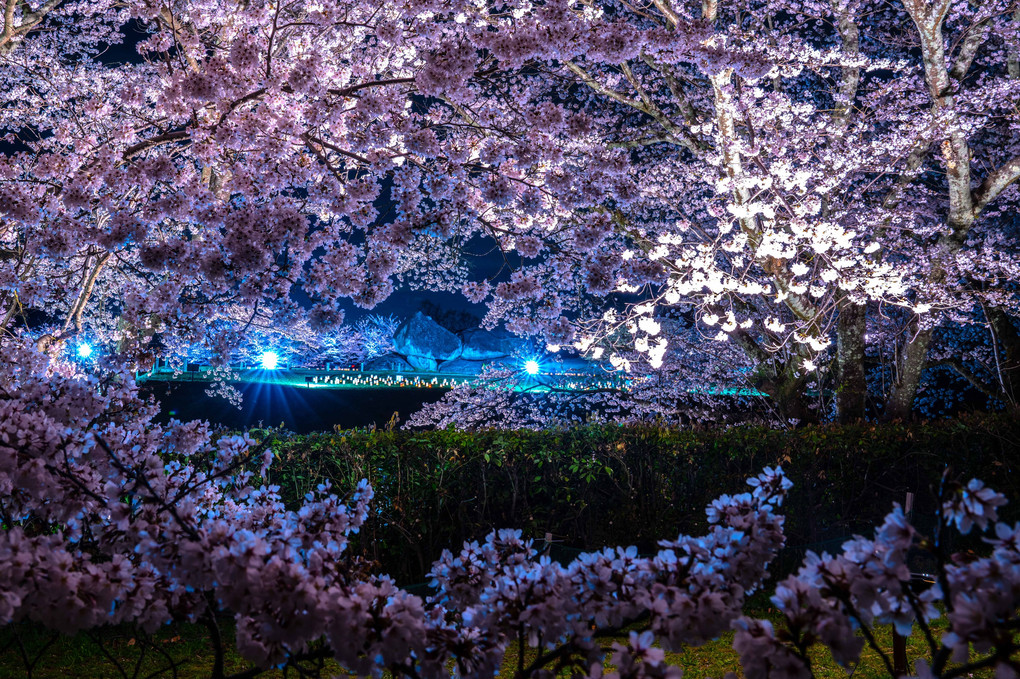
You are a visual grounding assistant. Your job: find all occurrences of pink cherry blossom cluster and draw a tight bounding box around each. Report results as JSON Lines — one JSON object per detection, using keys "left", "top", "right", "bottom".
{"left": 735, "top": 476, "right": 1020, "bottom": 679}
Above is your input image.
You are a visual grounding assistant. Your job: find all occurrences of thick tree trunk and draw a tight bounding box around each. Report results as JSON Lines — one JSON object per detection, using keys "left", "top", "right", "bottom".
{"left": 756, "top": 368, "right": 817, "bottom": 425}
{"left": 836, "top": 300, "right": 868, "bottom": 422}
{"left": 885, "top": 325, "right": 933, "bottom": 421}
{"left": 1009, "top": 9, "right": 1020, "bottom": 79}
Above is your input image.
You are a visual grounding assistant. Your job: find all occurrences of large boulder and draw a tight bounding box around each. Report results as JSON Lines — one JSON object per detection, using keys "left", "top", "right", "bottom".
{"left": 459, "top": 328, "right": 523, "bottom": 361}
{"left": 393, "top": 312, "right": 463, "bottom": 371}
{"left": 363, "top": 354, "right": 414, "bottom": 372}
{"left": 436, "top": 358, "right": 486, "bottom": 375}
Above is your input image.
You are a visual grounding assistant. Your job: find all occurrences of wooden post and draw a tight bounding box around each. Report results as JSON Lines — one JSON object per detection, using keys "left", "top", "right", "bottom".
{"left": 892, "top": 617, "right": 908, "bottom": 675}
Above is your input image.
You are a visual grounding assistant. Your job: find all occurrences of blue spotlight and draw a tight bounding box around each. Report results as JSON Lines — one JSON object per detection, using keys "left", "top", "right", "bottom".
{"left": 524, "top": 359, "right": 540, "bottom": 375}
{"left": 77, "top": 343, "right": 93, "bottom": 359}
{"left": 260, "top": 351, "right": 280, "bottom": 370}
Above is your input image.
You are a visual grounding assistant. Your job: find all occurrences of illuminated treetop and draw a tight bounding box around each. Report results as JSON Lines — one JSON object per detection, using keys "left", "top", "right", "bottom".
{"left": 1, "top": 0, "right": 1018, "bottom": 422}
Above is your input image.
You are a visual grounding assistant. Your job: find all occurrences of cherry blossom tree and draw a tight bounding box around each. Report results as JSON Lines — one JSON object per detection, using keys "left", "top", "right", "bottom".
{"left": 400, "top": 0, "right": 1020, "bottom": 422}
{"left": 3, "top": 0, "right": 1019, "bottom": 422}
{"left": 0, "top": 0, "right": 506, "bottom": 371}
{"left": 4, "top": 4, "right": 1020, "bottom": 675}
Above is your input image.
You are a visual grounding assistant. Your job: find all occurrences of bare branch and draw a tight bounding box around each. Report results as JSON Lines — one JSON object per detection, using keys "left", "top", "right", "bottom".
{"left": 948, "top": 18, "right": 991, "bottom": 82}
{"left": 972, "top": 154, "right": 1020, "bottom": 216}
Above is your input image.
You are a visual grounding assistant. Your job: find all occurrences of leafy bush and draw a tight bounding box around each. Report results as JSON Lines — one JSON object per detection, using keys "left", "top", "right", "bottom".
{"left": 264, "top": 415, "right": 1020, "bottom": 582}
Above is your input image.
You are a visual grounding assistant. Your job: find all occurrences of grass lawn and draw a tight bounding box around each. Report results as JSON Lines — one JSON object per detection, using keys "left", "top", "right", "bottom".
{"left": 0, "top": 609, "right": 995, "bottom": 679}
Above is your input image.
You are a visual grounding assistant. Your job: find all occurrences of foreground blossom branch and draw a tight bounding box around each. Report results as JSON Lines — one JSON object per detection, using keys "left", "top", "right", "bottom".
{"left": 1, "top": 340, "right": 791, "bottom": 677}
{"left": 736, "top": 476, "right": 1020, "bottom": 679}
{"left": 3, "top": 341, "right": 1020, "bottom": 678}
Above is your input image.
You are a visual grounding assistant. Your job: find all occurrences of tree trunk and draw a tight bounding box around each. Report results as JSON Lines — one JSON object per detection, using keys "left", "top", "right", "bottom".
{"left": 757, "top": 368, "right": 816, "bottom": 425}
{"left": 836, "top": 300, "right": 868, "bottom": 422}
{"left": 1009, "top": 8, "right": 1020, "bottom": 79}
{"left": 885, "top": 325, "right": 933, "bottom": 421}
{"left": 986, "top": 305, "right": 1020, "bottom": 406}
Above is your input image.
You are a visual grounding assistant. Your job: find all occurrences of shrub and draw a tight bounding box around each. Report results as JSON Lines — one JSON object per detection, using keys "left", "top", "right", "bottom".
{"left": 265, "top": 416, "right": 1020, "bottom": 582}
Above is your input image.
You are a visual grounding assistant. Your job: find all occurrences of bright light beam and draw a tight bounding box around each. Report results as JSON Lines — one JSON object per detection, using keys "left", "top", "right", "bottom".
{"left": 260, "top": 351, "right": 280, "bottom": 370}
{"left": 524, "top": 359, "right": 540, "bottom": 375}
{"left": 77, "top": 343, "right": 93, "bottom": 359}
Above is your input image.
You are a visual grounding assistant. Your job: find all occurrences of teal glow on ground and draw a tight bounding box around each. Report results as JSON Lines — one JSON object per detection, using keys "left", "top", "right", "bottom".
{"left": 138, "top": 367, "right": 625, "bottom": 394}
{"left": 138, "top": 367, "right": 762, "bottom": 396}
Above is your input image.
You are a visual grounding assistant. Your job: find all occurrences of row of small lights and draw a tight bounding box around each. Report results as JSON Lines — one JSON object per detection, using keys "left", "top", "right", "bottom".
{"left": 307, "top": 374, "right": 468, "bottom": 389}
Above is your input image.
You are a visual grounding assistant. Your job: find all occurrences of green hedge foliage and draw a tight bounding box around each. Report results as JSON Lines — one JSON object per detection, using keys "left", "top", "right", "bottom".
{"left": 259, "top": 413, "right": 1020, "bottom": 584}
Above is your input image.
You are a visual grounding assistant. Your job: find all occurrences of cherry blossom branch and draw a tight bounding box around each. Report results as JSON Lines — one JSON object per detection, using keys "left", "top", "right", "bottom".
{"left": 563, "top": 61, "right": 699, "bottom": 152}
{"left": 0, "top": 0, "right": 61, "bottom": 55}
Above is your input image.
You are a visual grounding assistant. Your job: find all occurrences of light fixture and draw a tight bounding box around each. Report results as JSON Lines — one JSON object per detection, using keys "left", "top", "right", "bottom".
{"left": 260, "top": 351, "right": 280, "bottom": 370}
{"left": 524, "top": 359, "right": 540, "bottom": 375}
{"left": 77, "top": 343, "right": 93, "bottom": 359}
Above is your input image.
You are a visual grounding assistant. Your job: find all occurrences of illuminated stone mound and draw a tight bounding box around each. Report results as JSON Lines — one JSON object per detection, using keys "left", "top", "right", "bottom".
{"left": 392, "top": 312, "right": 463, "bottom": 370}
{"left": 459, "top": 328, "right": 521, "bottom": 361}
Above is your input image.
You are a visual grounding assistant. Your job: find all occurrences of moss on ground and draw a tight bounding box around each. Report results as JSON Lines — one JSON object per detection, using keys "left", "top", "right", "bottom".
{"left": 0, "top": 611, "right": 995, "bottom": 679}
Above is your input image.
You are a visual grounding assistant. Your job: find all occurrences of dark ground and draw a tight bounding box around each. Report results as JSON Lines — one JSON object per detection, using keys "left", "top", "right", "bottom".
{"left": 142, "top": 382, "right": 449, "bottom": 433}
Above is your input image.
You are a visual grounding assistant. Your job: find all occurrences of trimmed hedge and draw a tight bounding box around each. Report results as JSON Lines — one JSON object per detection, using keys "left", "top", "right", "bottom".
{"left": 260, "top": 413, "right": 1020, "bottom": 583}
